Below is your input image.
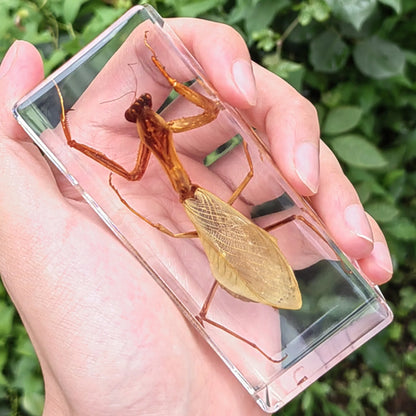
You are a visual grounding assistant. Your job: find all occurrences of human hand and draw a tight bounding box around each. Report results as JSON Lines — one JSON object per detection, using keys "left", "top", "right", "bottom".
{"left": 0, "top": 17, "right": 392, "bottom": 416}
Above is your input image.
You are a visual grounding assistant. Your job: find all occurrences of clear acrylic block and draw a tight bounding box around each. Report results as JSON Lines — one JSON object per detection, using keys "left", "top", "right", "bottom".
{"left": 13, "top": 5, "right": 393, "bottom": 413}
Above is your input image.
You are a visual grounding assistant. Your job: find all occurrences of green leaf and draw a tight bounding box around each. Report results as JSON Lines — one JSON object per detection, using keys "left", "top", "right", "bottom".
{"left": 81, "top": 7, "right": 127, "bottom": 43}
{"left": 263, "top": 54, "right": 305, "bottom": 90}
{"left": 21, "top": 391, "right": 44, "bottom": 416}
{"left": 386, "top": 217, "right": 416, "bottom": 241}
{"left": 0, "top": 301, "right": 14, "bottom": 335}
{"left": 388, "top": 321, "right": 403, "bottom": 341}
{"left": 399, "top": 287, "right": 416, "bottom": 313}
{"left": 378, "top": 0, "right": 402, "bottom": 14}
{"left": 244, "top": 0, "right": 290, "bottom": 34}
{"left": 310, "top": 0, "right": 331, "bottom": 21}
{"left": 15, "top": 325, "right": 37, "bottom": 358}
{"left": 357, "top": 84, "right": 380, "bottom": 111}
{"left": 323, "top": 106, "right": 363, "bottom": 135}
{"left": 301, "top": 389, "right": 313, "bottom": 410}
{"left": 405, "top": 376, "right": 416, "bottom": 400}
{"left": 252, "top": 29, "right": 279, "bottom": 52}
{"left": 43, "top": 49, "right": 67, "bottom": 76}
{"left": 298, "top": 0, "right": 330, "bottom": 25}
{"left": 309, "top": 29, "right": 350, "bottom": 73}
{"left": 356, "top": 182, "right": 371, "bottom": 204}
{"left": 325, "top": 403, "right": 350, "bottom": 416}
{"left": 63, "top": 0, "right": 87, "bottom": 24}
{"left": 227, "top": 0, "right": 255, "bottom": 24}
{"left": 367, "top": 388, "right": 388, "bottom": 408}
{"left": 408, "top": 321, "right": 416, "bottom": 341}
{"left": 353, "top": 36, "right": 406, "bottom": 79}
{"left": 0, "top": 370, "right": 7, "bottom": 387}
{"left": 330, "top": 134, "right": 388, "bottom": 169}
{"left": 365, "top": 201, "right": 399, "bottom": 223}
{"left": 359, "top": 338, "right": 395, "bottom": 372}
{"left": 404, "top": 349, "right": 416, "bottom": 369}
{"left": 324, "top": 0, "right": 377, "bottom": 30}
{"left": 177, "top": 0, "right": 225, "bottom": 17}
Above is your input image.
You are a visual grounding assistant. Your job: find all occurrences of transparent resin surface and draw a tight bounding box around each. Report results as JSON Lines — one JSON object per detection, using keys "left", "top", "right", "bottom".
{"left": 13, "top": 5, "right": 393, "bottom": 412}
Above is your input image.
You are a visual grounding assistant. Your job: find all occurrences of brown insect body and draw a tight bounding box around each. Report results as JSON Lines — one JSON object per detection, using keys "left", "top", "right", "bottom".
{"left": 124, "top": 87, "right": 301, "bottom": 310}
{"left": 56, "top": 32, "right": 306, "bottom": 362}
{"left": 126, "top": 93, "right": 196, "bottom": 202}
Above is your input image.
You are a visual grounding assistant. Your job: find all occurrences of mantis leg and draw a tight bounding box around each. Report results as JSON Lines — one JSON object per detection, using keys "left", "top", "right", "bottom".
{"left": 146, "top": 34, "right": 253, "bottom": 204}
{"left": 109, "top": 174, "right": 197, "bottom": 239}
{"left": 196, "top": 281, "right": 286, "bottom": 364}
{"left": 144, "top": 33, "right": 221, "bottom": 133}
{"left": 227, "top": 139, "right": 254, "bottom": 205}
{"left": 264, "top": 213, "right": 350, "bottom": 271}
{"left": 54, "top": 81, "right": 151, "bottom": 181}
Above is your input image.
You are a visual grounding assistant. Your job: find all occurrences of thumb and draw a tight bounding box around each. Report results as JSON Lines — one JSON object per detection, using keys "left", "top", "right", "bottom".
{"left": 0, "top": 40, "right": 62, "bottom": 301}
{"left": 0, "top": 40, "right": 44, "bottom": 139}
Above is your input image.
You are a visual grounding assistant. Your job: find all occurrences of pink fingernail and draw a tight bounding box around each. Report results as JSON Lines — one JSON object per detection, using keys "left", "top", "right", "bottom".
{"left": 372, "top": 241, "right": 393, "bottom": 275}
{"left": 231, "top": 59, "right": 257, "bottom": 106}
{"left": 344, "top": 204, "right": 373, "bottom": 243}
{"left": 295, "top": 142, "right": 319, "bottom": 194}
{"left": 0, "top": 41, "right": 19, "bottom": 80}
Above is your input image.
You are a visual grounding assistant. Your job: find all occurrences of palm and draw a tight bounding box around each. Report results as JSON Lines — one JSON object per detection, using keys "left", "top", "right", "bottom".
{"left": 42, "top": 38, "right": 265, "bottom": 412}
{"left": 22, "top": 130, "right": 261, "bottom": 415}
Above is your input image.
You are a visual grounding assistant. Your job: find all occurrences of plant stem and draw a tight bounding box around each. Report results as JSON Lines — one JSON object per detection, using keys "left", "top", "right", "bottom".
{"left": 277, "top": 17, "right": 299, "bottom": 59}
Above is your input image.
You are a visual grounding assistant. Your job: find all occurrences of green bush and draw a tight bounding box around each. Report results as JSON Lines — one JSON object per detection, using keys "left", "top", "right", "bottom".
{"left": 0, "top": 0, "right": 415, "bottom": 414}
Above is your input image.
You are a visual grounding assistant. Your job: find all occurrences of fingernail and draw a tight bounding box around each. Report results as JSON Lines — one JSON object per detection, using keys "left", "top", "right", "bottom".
{"left": 372, "top": 241, "right": 393, "bottom": 276}
{"left": 231, "top": 59, "right": 257, "bottom": 106}
{"left": 0, "top": 41, "right": 19, "bottom": 80}
{"left": 344, "top": 204, "right": 373, "bottom": 243}
{"left": 295, "top": 142, "right": 319, "bottom": 194}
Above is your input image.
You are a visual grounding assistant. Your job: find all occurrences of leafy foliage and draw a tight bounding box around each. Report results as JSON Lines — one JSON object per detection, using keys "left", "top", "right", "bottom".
{"left": 0, "top": 0, "right": 415, "bottom": 414}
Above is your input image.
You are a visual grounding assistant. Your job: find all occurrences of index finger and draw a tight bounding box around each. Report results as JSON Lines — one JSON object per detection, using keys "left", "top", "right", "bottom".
{"left": 170, "top": 19, "right": 320, "bottom": 196}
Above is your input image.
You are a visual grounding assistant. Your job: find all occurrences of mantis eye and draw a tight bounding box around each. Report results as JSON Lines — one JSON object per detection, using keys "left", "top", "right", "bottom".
{"left": 124, "top": 93, "right": 153, "bottom": 122}
{"left": 140, "top": 93, "right": 152, "bottom": 108}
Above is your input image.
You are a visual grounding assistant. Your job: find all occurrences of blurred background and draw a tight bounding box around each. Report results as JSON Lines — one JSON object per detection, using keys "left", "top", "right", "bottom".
{"left": 0, "top": 0, "right": 415, "bottom": 414}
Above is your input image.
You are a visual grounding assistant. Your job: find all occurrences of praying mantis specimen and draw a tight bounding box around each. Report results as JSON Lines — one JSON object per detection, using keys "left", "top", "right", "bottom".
{"left": 55, "top": 31, "right": 308, "bottom": 362}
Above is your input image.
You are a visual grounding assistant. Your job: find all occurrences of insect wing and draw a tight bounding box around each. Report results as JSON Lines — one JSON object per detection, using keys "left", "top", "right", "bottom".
{"left": 183, "top": 188, "right": 302, "bottom": 310}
